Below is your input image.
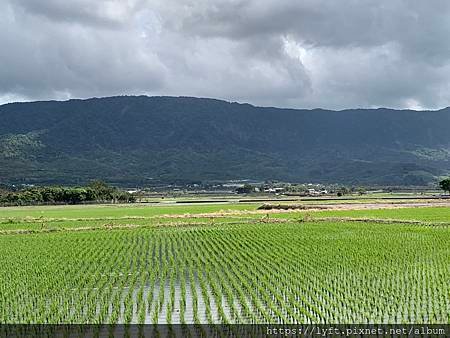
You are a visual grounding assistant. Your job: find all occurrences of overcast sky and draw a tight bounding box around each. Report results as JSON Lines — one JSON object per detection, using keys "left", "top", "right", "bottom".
{"left": 2, "top": 0, "right": 450, "bottom": 109}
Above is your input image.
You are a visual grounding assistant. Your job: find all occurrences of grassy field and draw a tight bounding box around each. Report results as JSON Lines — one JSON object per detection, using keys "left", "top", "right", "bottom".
{"left": 0, "top": 203, "right": 258, "bottom": 219}
{"left": 272, "top": 206, "right": 450, "bottom": 223}
{"left": 312, "top": 206, "right": 450, "bottom": 222}
{"left": 0, "top": 201, "right": 449, "bottom": 324}
{"left": 0, "top": 203, "right": 258, "bottom": 232}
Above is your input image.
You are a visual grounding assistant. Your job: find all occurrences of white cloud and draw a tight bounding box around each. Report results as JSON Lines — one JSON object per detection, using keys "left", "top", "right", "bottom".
{"left": 2, "top": 0, "right": 450, "bottom": 109}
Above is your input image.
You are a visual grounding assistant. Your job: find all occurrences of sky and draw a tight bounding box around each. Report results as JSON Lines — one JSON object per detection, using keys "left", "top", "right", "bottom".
{"left": 2, "top": 0, "right": 450, "bottom": 110}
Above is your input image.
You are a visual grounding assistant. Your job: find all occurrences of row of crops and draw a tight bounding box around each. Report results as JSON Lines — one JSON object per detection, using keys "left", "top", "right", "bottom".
{"left": 0, "top": 220, "right": 449, "bottom": 324}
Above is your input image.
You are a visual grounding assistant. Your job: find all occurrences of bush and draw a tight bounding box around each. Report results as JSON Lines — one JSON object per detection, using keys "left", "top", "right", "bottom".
{"left": 439, "top": 178, "right": 450, "bottom": 194}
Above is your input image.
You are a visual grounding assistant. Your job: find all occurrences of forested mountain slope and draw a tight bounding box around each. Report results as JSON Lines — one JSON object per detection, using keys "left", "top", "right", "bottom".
{"left": 1, "top": 96, "right": 449, "bottom": 185}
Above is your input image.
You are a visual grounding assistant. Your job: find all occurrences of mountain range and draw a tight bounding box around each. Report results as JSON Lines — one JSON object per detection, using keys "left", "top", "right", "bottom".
{"left": 1, "top": 96, "right": 449, "bottom": 186}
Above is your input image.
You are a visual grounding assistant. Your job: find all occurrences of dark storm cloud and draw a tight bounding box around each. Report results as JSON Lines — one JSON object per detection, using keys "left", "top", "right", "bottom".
{"left": 2, "top": 0, "right": 450, "bottom": 109}
{"left": 14, "top": 0, "right": 122, "bottom": 28}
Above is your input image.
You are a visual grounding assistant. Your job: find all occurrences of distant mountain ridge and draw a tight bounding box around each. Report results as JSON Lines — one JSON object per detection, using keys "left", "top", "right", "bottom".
{"left": 0, "top": 96, "right": 449, "bottom": 186}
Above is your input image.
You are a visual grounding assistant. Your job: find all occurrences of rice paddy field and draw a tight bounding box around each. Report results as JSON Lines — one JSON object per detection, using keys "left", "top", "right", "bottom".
{"left": 0, "top": 201, "right": 449, "bottom": 324}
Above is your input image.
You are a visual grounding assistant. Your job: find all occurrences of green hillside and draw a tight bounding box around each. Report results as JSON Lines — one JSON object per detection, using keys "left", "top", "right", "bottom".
{"left": 0, "top": 96, "right": 449, "bottom": 186}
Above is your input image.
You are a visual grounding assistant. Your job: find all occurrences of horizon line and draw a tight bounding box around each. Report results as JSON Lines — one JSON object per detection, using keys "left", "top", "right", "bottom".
{"left": 1, "top": 94, "right": 449, "bottom": 113}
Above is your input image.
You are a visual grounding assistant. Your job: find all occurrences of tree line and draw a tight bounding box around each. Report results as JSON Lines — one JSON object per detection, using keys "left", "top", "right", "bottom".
{"left": 0, "top": 181, "right": 136, "bottom": 206}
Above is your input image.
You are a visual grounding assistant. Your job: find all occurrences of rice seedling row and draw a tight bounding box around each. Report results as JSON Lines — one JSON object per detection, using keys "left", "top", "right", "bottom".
{"left": 0, "top": 221, "right": 448, "bottom": 324}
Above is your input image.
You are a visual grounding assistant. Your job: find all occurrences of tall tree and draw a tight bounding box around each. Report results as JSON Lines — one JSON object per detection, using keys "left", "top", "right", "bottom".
{"left": 439, "top": 178, "right": 450, "bottom": 194}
